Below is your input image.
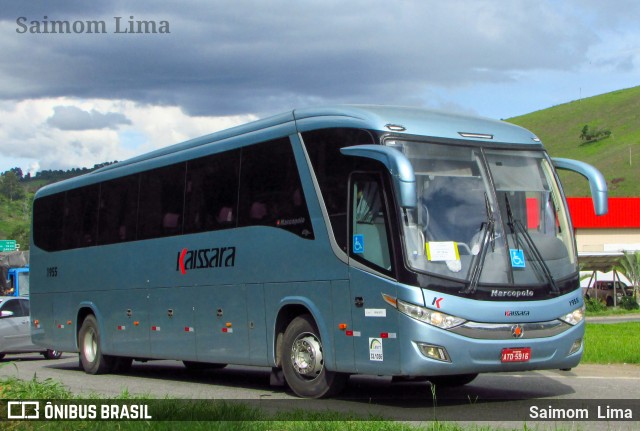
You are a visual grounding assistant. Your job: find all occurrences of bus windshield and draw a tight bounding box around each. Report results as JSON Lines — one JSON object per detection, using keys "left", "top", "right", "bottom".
{"left": 390, "top": 140, "right": 577, "bottom": 288}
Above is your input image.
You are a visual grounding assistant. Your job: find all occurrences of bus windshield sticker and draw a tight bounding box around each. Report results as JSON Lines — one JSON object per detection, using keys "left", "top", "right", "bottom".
{"left": 425, "top": 241, "right": 460, "bottom": 262}
{"left": 364, "top": 309, "right": 386, "bottom": 317}
{"left": 369, "top": 338, "right": 383, "bottom": 361}
{"left": 509, "top": 249, "right": 526, "bottom": 268}
{"left": 353, "top": 234, "right": 364, "bottom": 254}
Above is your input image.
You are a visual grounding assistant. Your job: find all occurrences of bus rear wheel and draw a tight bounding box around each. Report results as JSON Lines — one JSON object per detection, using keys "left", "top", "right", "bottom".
{"left": 78, "top": 315, "right": 114, "bottom": 374}
{"left": 281, "top": 314, "right": 347, "bottom": 398}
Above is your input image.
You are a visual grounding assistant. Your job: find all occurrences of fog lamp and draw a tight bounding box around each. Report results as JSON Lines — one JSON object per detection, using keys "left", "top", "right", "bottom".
{"left": 568, "top": 338, "right": 582, "bottom": 356}
{"left": 417, "top": 343, "right": 451, "bottom": 362}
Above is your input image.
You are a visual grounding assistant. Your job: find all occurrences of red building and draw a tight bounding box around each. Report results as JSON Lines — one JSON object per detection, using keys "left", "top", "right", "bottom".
{"left": 567, "top": 197, "right": 640, "bottom": 275}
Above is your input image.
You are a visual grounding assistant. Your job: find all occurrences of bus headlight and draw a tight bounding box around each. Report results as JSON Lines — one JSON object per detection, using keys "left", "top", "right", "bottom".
{"left": 396, "top": 299, "right": 466, "bottom": 329}
{"left": 559, "top": 306, "right": 585, "bottom": 326}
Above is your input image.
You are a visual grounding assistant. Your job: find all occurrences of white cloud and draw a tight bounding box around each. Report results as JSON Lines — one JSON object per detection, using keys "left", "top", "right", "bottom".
{"left": 0, "top": 1, "right": 638, "bottom": 172}
{"left": 0, "top": 98, "right": 256, "bottom": 173}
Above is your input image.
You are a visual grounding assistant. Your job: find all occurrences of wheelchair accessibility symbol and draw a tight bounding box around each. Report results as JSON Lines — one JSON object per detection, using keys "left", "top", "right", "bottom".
{"left": 353, "top": 234, "right": 365, "bottom": 254}
{"left": 510, "top": 249, "right": 526, "bottom": 268}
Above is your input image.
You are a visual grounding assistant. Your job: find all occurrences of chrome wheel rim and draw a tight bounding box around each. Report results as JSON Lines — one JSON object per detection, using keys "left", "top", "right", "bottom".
{"left": 290, "top": 333, "right": 323, "bottom": 380}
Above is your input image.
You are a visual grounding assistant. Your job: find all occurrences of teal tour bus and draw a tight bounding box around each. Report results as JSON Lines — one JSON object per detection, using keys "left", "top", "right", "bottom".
{"left": 30, "top": 106, "right": 607, "bottom": 398}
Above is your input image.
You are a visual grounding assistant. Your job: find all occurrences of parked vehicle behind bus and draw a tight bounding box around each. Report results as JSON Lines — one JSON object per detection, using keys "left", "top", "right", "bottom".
{"left": 583, "top": 280, "right": 632, "bottom": 306}
{"left": 0, "top": 296, "right": 61, "bottom": 360}
{"left": 30, "top": 106, "right": 607, "bottom": 398}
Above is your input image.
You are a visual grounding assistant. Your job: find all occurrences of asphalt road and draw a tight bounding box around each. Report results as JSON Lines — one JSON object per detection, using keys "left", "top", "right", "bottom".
{"left": 1, "top": 353, "right": 639, "bottom": 428}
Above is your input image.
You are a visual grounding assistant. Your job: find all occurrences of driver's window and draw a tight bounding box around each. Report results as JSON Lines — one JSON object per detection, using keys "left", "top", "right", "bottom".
{"left": 350, "top": 173, "right": 393, "bottom": 273}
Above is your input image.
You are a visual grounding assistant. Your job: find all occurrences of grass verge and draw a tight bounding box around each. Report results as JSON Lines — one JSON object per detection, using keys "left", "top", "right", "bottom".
{"left": 0, "top": 376, "right": 490, "bottom": 431}
{"left": 582, "top": 322, "right": 640, "bottom": 364}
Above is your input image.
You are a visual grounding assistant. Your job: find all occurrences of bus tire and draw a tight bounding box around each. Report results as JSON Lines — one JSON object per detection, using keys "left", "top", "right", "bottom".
{"left": 78, "top": 315, "right": 114, "bottom": 374}
{"left": 427, "top": 373, "right": 478, "bottom": 387}
{"left": 281, "top": 314, "right": 347, "bottom": 398}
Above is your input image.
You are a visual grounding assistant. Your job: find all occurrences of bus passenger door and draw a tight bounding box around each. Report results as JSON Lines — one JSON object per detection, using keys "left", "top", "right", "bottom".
{"left": 348, "top": 173, "right": 400, "bottom": 375}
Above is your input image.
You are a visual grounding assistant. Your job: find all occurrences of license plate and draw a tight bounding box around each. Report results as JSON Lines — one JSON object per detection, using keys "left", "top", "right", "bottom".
{"left": 501, "top": 347, "right": 531, "bottom": 363}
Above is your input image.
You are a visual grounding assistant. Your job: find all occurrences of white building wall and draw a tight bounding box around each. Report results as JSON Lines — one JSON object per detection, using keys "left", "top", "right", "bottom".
{"left": 575, "top": 228, "right": 640, "bottom": 253}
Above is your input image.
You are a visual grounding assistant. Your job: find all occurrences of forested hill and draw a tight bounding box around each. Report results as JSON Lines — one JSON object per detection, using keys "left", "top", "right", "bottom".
{"left": 508, "top": 85, "right": 640, "bottom": 197}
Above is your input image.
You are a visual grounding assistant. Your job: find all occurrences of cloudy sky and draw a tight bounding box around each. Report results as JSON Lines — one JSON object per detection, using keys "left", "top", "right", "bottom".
{"left": 1, "top": 0, "right": 638, "bottom": 174}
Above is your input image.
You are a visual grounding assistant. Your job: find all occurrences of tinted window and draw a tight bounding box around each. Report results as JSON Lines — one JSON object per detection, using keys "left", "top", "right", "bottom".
{"left": 33, "top": 193, "right": 65, "bottom": 251}
{"left": 301, "top": 128, "right": 376, "bottom": 250}
{"left": 33, "top": 135, "right": 314, "bottom": 250}
{"left": 138, "top": 163, "right": 186, "bottom": 240}
{"left": 98, "top": 175, "right": 139, "bottom": 244}
{"left": 62, "top": 184, "right": 99, "bottom": 249}
{"left": 239, "top": 138, "right": 313, "bottom": 239}
{"left": 184, "top": 150, "right": 241, "bottom": 234}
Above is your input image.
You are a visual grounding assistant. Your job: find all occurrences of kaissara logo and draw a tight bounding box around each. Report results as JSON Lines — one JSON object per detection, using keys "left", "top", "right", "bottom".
{"left": 505, "top": 310, "right": 530, "bottom": 317}
{"left": 176, "top": 246, "right": 236, "bottom": 275}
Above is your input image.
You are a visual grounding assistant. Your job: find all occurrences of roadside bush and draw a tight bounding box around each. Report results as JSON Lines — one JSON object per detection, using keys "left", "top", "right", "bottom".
{"left": 619, "top": 295, "right": 639, "bottom": 310}
{"left": 585, "top": 297, "right": 607, "bottom": 312}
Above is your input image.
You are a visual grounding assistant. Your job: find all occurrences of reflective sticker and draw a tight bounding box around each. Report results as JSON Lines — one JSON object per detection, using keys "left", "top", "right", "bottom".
{"left": 353, "top": 234, "right": 365, "bottom": 254}
{"left": 510, "top": 249, "right": 526, "bottom": 268}
{"left": 369, "top": 337, "right": 384, "bottom": 361}
{"left": 426, "top": 241, "right": 460, "bottom": 262}
{"left": 365, "top": 308, "right": 386, "bottom": 317}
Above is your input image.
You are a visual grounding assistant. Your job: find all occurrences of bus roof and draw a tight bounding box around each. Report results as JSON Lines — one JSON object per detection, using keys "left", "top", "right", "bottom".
{"left": 292, "top": 105, "right": 539, "bottom": 145}
{"left": 36, "top": 105, "right": 541, "bottom": 196}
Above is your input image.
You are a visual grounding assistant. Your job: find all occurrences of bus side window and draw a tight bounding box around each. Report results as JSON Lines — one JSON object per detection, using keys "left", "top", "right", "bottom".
{"left": 138, "top": 163, "right": 186, "bottom": 240}
{"left": 349, "top": 173, "right": 393, "bottom": 273}
{"left": 184, "top": 149, "right": 241, "bottom": 234}
{"left": 98, "top": 175, "right": 139, "bottom": 244}
{"left": 300, "top": 128, "right": 376, "bottom": 251}
{"left": 62, "top": 184, "right": 99, "bottom": 249}
{"left": 33, "top": 193, "right": 65, "bottom": 252}
{"left": 238, "top": 138, "right": 314, "bottom": 239}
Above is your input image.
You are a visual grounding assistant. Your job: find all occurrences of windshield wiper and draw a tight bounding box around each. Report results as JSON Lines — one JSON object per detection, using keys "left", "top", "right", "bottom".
{"left": 462, "top": 193, "right": 494, "bottom": 294}
{"left": 504, "top": 195, "right": 559, "bottom": 294}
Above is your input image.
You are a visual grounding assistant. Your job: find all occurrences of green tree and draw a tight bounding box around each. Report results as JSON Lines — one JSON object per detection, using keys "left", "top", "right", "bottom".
{"left": 0, "top": 171, "right": 24, "bottom": 201}
{"left": 616, "top": 250, "right": 640, "bottom": 303}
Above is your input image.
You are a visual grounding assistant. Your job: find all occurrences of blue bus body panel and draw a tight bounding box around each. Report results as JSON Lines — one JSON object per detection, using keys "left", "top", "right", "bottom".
{"left": 29, "top": 105, "right": 588, "bottom": 383}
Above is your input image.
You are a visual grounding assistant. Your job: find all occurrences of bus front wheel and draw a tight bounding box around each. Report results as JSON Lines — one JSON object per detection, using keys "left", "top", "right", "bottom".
{"left": 78, "top": 315, "right": 114, "bottom": 374}
{"left": 281, "top": 314, "right": 347, "bottom": 398}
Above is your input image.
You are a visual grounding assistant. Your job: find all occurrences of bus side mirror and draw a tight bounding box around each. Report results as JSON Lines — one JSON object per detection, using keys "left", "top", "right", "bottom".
{"left": 552, "top": 157, "right": 608, "bottom": 215}
{"left": 341, "top": 145, "right": 417, "bottom": 208}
